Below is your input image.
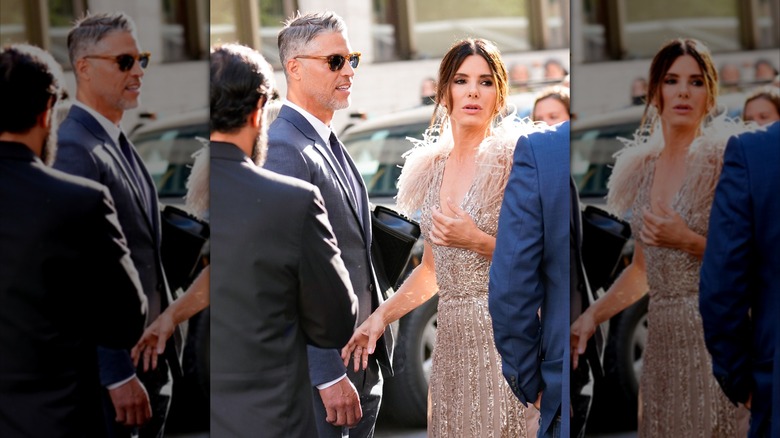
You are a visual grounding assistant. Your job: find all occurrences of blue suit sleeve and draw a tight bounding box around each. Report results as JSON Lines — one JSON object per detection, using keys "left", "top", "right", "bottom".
{"left": 307, "top": 346, "right": 348, "bottom": 387}
{"left": 98, "top": 347, "right": 137, "bottom": 387}
{"left": 699, "top": 135, "right": 754, "bottom": 405}
{"left": 488, "top": 134, "right": 544, "bottom": 405}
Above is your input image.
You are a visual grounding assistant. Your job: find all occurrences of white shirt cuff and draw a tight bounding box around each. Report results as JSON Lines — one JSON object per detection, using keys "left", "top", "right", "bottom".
{"left": 106, "top": 374, "right": 136, "bottom": 390}
{"left": 316, "top": 374, "right": 347, "bottom": 390}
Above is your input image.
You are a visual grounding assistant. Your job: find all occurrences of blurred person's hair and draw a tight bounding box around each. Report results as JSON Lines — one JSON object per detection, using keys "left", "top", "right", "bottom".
{"left": 643, "top": 38, "right": 718, "bottom": 127}
{"left": 754, "top": 58, "right": 779, "bottom": 81}
{"left": 67, "top": 12, "right": 136, "bottom": 69}
{"left": 0, "top": 44, "right": 66, "bottom": 135}
{"left": 277, "top": 11, "right": 346, "bottom": 78}
{"left": 742, "top": 85, "right": 780, "bottom": 122}
{"left": 544, "top": 58, "right": 568, "bottom": 78}
{"left": 432, "top": 38, "right": 509, "bottom": 127}
{"left": 532, "top": 85, "right": 570, "bottom": 121}
{"left": 264, "top": 98, "right": 284, "bottom": 126}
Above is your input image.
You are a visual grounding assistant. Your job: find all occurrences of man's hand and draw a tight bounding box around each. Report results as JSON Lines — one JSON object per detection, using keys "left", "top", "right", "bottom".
{"left": 108, "top": 376, "right": 152, "bottom": 427}
{"left": 533, "top": 391, "right": 543, "bottom": 410}
{"left": 319, "top": 376, "right": 362, "bottom": 428}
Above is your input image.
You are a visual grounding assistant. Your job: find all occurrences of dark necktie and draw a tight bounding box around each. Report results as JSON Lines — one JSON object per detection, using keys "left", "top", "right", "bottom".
{"left": 328, "top": 132, "right": 349, "bottom": 174}
{"left": 329, "top": 132, "right": 358, "bottom": 202}
{"left": 119, "top": 133, "right": 152, "bottom": 222}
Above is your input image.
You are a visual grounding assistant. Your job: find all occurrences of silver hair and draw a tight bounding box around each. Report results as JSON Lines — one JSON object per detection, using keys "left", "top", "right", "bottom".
{"left": 277, "top": 11, "right": 346, "bottom": 77}
{"left": 67, "top": 12, "right": 136, "bottom": 67}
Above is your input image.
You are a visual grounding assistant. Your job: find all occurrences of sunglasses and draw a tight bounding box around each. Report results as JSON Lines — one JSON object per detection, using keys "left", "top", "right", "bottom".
{"left": 295, "top": 52, "right": 361, "bottom": 71}
{"left": 83, "top": 52, "right": 151, "bottom": 72}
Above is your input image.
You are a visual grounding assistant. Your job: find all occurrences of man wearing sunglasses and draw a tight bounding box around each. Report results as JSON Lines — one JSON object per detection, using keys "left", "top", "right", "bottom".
{"left": 265, "top": 10, "right": 393, "bottom": 438}
{"left": 53, "top": 12, "right": 180, "bottom": 438}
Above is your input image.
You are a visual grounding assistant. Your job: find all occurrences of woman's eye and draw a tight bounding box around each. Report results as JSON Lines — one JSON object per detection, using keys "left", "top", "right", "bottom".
{"left": 664, "top": 78, "right": 677, "bottom": 85}
{"left": 692, "top": 79, "right": 704, "bottom": 86}
{"left": 481, "top": 80, "right": 494, "bottom": 86}
{"left": 454, "top": 79, "right": 467, "bottom": 84}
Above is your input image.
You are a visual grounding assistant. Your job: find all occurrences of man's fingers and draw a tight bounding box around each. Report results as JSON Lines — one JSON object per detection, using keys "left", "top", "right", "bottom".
{"left": 114, "top": 407, "right": 127, "bottom": 424}
{"left": 352, "top": 398, "right": 363, "bottom": 426}
{"left": 325, "top": 406, "right": 337, "bottom": 424}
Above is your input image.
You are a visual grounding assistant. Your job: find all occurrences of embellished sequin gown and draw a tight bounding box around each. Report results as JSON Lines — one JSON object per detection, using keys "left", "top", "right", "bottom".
{"left": 396, "top": 122, "right": 532, "bottom": 438}
{"left": 606, "top": 119, "right": 751, "bottom": 438}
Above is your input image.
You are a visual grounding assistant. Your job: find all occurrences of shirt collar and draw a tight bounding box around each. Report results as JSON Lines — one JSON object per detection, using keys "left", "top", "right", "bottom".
{"left": 283, "top": 100, "right": 334, "bottom": 145}
{"left": 73, "top": 100, "right": 123, "bottom": 146}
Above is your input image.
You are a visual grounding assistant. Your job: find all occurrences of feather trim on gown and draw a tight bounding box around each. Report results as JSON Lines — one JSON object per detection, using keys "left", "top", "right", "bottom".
{"left": 184, "top": 138, "right": 209, "bottom": 220}
{"left": 605, "top": 113, "right": 756, "bottom": 219}
{"left": 395, "top": 115, "right": 546, "bottom": 217}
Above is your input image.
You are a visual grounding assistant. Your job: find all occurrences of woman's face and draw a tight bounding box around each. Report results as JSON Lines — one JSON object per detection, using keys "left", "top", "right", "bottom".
{"left": 744, "top": 97, "right": 780, "bottom": 126}
{"left": 656, "top": 54, "right": 709, "bottom": 131}
{"left": 447, "top": 54, "right": 498, "bottom": 130}
{"left": 533, "top": 97, "right": 569, "bottom": 126}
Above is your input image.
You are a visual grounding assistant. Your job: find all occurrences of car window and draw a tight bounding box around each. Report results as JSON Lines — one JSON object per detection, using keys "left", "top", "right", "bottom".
{"left": 343, "top": 122, "right": 429, "bottom": 198}
{"left": 571, "top": 121, "right": 638, "bottom": 200}
{"left": 132, "top": 123, "right": 208, "bottom": 200}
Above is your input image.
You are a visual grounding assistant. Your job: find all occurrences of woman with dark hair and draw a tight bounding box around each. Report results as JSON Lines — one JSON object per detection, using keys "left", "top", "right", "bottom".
{"left": 571, "top": 38, "right": 752, "bottom": 437}
{"left": 743, "top": 86, "right": 780, "bottom": 126}
{"left": 532, "top": 85, "right": 570, "bottom": 126}
{"left": 342, "top": 38, "right": 540, "bottom": 437}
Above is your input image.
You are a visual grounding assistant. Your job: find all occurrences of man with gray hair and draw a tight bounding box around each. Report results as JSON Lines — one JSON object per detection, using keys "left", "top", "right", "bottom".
{"left": 53, "top": 12, "right": 180, "bottom": 438}
{"left": 265, "top": 11, "right": 394, "bottom": 437}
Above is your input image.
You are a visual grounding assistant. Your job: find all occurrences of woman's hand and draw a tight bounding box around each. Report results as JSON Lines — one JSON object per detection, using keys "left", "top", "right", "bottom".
{"left": 341, "top": 312, "right": 387, "bottom": 372}
{"left": 131, "top": 312, "right": 175, "bottom": 372}
{"left": 430, "top": 198, "right": 494, "bottom": 257}
{"left": 641, "top": 202, "right": 706, "bottom": 257}
{"left": 570, "top": 310, "right": 597, "bottom": 371}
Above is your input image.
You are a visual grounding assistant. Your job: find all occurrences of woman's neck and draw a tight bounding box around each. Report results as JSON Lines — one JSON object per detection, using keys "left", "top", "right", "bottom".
{"left": 660, "top": 121, "right": 698, "bottom": 156}
{"left": 449, "top": 120, "right": 490, "bottom": 159}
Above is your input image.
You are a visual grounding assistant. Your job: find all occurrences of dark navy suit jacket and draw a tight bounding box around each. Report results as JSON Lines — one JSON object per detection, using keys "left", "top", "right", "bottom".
{"left": 265, "top": 105, "right": 393, "bottom": 387}
{"left": 54, "top": 105, "right": 182, "bottom": 389}
{"left": 700, "top": 121, "right": 780, "bottom": 438}
{"left": 0, "top": 141, "right": 146, "bottom": 437}
{"left": 489, "top": 121, "right": 570, "bottom": 436}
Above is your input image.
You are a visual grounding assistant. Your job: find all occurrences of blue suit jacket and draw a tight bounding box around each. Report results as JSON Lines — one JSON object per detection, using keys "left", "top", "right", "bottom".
{"left": 700, "top": 121, "right": 780, "bottom": 438}
{"left": 489, "top": 121, "right": 570, "bottom": 436}
{"left": 55, "top": 105, "right": 183, "bottom": 385}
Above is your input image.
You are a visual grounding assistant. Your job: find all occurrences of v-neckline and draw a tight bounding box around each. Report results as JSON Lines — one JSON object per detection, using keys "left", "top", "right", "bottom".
{"left": 646, "top": 154, "right": 689, "bottom": 216}
{"left": 437, "top": 152, "right": 476, "bottom": 215}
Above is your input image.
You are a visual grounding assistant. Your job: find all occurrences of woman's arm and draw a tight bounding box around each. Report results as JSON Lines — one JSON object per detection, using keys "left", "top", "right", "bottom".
{"left": 341, "top": 241, "right": 438, "bottom": 371}
{"left": 131, "top": 266, "right": 210, "bottom": 371}
{"left": 571, "top": 244, "right": 649, "bottom": 369}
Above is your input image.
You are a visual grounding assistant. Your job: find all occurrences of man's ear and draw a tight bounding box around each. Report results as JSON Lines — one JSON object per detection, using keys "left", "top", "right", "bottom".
{"left": 248, "top": 107, "right": 262, "bottom": 128}
{"left": 286, "top": 58, "right": 301, "bottom": 81}
{"left": 37, "top": 100, "right": 54, "bottom": 130}
{"left": 74, "top": 57, "right": 91, "bottom": 82}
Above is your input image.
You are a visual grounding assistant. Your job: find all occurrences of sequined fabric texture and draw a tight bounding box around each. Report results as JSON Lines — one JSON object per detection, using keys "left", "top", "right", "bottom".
{"left": 417, "top": 154, "right": 528, "bottom": 438}
{"left": 628, "top": 155, "right": 749, "bottom": 438}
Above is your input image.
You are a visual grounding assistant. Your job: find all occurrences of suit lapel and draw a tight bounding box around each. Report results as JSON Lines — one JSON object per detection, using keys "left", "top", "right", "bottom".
{"left": 70, "top": 107, "right": 157, "bottom": 238}
{"left": 279, "top": 107, "right": 364, "bottom": 235}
